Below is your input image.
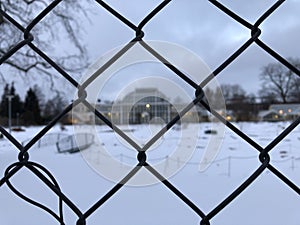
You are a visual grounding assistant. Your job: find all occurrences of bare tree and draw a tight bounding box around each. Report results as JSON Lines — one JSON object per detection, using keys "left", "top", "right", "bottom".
{"left": 43, "top": 93, "right": 68, "bottom": 122}
{"left": 259, "top": 58, "right": 300, "bottom": 103}
{"left": 289, "top": 71, "right": 300, "bottom": 102}
{"left": 221, "top": 84, "right": 247, "bottom": 103}
{"left": 0, "top": 1, "right": 90, "bottom": 87}
{"left": 220, "top": 84, "right": 257, "bottom": 121}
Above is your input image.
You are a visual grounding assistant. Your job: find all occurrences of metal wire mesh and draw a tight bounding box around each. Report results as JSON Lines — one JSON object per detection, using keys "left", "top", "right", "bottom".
{"left": 0, "top": 1, "right": 299, "bottom": 225}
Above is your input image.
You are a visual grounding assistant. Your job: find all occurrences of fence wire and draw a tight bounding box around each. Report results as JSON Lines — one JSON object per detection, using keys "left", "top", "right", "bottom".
{"left": 0, "top": 1, "right": 299, "bottom": 225}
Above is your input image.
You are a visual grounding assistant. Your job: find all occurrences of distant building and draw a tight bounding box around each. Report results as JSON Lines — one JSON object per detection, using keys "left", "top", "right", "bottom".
{"left": 269, "top": 104, "right": 300, "bottom": 120}
{"left": 259, "top": 103, "right": 300, "bottom": 121}
{"left": 258, "top": 110, "right": 283, "bottom": 122}
{"left": 109, "top": 88, "right": 172, "bottom": 124}
{"left": 70, "top": 88, "right": 208, "bottom": 124}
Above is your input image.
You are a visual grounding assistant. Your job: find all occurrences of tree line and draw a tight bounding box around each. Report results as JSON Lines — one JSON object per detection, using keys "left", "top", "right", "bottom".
{"left": 205, "top": 58, "right": 300, "bottom": 121}
{"left": 223, "top": 58, "right": 300, "bottom": 104}
{"left": 1, "top": 58, "right": 299, "bottom": 125}
{"left": 0, "top": 83, "right": 67, "bottom": 126}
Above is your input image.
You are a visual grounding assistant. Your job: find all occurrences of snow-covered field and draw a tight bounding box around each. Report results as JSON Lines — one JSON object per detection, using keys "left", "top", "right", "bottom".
{"left": 0, "top": 122, "right": 299, "bottom": 225}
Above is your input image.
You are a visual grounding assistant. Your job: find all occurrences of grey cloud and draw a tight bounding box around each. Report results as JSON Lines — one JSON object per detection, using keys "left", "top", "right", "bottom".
{"left": 84, "top": 0, "right": 300, "bottom": 99}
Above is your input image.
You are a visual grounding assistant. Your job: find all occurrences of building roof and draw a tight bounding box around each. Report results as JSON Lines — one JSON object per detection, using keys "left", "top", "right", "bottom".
{"left": 118, "top": 88, "right": 169, "bottom": 104}
{"left": 258, "top": 110, "right": 279, "bottom": 118}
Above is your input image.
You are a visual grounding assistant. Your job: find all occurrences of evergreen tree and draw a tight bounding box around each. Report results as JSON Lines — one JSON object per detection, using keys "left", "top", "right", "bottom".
{"left": 0, "top": 83, "right": 9, "bottom": 117}
{"left": 10, "top": 82, "right": 23, "bottom": 118}
{"left": 43, "top": 94, "right": 67, "bottom": 122}
{"left": 0, "top": 82, "right": 23, "bottom": 119}
{"left": 23, "top": 88, "right": 41, "bottom": 125}
{"left": 33, "top": 84, "right": 45, "bottom": 113}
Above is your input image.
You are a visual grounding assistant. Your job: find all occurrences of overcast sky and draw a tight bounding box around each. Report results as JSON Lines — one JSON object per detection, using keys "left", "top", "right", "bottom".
{"left": 79, "top": 0, "right": 300, "bottom": 101}
{"left": 1, "top": 0, "right": 299, "bottom": 102}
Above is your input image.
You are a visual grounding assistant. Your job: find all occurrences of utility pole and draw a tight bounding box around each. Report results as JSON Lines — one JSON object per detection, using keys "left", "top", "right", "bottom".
{"left": 6, "top": 95, "right": 14, "bottom": 134}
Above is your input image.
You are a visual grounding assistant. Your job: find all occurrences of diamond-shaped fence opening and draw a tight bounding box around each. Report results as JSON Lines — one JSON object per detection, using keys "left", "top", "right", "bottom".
{"left": 0, "top": 1, "right": 299, "bottom": 225}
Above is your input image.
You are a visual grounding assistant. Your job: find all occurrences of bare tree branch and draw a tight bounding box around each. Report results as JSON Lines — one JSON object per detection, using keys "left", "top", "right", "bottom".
{"left": 0, "top": 0, "right": 90, "bottom": 95}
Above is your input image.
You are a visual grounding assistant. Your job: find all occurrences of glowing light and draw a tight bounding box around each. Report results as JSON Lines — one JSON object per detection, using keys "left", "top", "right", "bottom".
{"left": 226, "top": 116, "right": 232, "bottom": 121}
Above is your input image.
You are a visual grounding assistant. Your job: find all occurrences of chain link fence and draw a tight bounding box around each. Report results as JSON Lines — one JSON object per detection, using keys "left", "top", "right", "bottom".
{"left": 0, "top": 0, "right": 299, "bottom": 225}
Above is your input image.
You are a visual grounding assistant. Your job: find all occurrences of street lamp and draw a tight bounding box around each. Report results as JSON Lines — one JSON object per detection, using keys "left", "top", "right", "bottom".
{"left": 6, "top": 95, "right": 14, "bottom": 133}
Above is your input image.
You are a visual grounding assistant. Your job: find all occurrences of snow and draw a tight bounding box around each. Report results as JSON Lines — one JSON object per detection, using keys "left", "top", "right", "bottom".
{"left": 0, "top": 122, "right": 299, "bottom": 225}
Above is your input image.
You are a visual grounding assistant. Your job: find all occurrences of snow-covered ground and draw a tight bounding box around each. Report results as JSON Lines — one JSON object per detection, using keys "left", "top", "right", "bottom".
{"left": 0, "top": 122, "right": 299, "bottom": 225}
